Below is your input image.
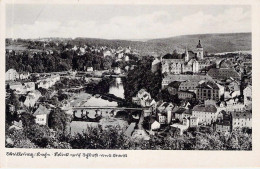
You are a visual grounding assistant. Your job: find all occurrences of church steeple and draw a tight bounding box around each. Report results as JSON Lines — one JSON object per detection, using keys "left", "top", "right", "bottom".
{"left": 196, "top": 40, "right": 204, "bottom": 60}
{"left": 197, "top": 40, "right": 202, "bottom": 48}
{"left": 184, "top": 46, "right": 189, "bottom": 62}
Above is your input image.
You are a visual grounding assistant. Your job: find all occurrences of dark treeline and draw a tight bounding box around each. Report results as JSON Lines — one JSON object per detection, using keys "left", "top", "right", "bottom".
{"left": 6, "top": 124, "right": 252, "bottom": 150}
{"left": 6, "top": 50, "right": 115, "bottom": 72}
{"left": 123, "top": 56, "right": 162, "bottom": 103}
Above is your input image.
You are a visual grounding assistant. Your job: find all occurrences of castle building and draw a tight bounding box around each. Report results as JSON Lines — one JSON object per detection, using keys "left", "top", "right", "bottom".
{"left": 161, "top": 40, "right": 206, "bottom": 75}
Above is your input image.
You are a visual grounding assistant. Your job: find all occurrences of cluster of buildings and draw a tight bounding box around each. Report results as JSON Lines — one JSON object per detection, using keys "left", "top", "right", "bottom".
{"left": 160, "top": 40, "right": 212, "bottom": 74}
{"left": 5, "top": 69, "right": 30, "bottom": 81}
{"left": 131, "top": 88, "right": 252, "bottom": 136}
{"left": 129, "top": 41, "right": 252, "bottom": 137}
{"left": 36, "top": 74, "right": 61, "bottom": 89}
{"left": 6, "top": 68, "right": 64, "bottom": 128}
{"left": 70, "top": 44, "right": 134, "bottom": 62}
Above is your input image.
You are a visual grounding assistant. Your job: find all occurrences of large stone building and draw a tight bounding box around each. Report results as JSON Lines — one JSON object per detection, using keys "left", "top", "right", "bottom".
{"left": 161, "top": 40, "right": 209, "bottom": 75}
{"left": 196, "top": 81, "right": 224, "bottom": 101}
{"left": 192, "top": 104, "right": 219, "bottom": 125}
{"left": 207, "top": 67, "right": 241, "bottom": 81}
{"left": 232, "top": 111, "right": 252, "bottom": 130}
{"left": 162, "top": 74, "right": 213, "bottom": 89}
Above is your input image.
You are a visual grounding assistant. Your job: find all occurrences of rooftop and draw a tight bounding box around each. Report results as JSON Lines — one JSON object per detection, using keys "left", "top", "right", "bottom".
{"left": 193, "top": 105, "right": 217, "bottom": 113}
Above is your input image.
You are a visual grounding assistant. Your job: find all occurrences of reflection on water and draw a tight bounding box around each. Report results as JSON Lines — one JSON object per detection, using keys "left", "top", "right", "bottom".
{"left": 69, "top": 77, "right": 127, "bottom": 135}
{"left": 84, "top": 96, "right": 118, "bottom": 107}
{"left": 109, "top": 78, "right": 125, "bottom": 99}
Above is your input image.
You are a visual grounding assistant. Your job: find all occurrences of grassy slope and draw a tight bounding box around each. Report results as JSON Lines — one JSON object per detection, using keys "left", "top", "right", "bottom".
{"left": 75, "top": 32, "right": 251, "bottom": 56}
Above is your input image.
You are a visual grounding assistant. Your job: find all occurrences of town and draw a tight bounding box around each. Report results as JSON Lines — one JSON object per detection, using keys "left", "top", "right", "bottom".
{"left": 5, "top": 38, "right": 252, "bottom": 150}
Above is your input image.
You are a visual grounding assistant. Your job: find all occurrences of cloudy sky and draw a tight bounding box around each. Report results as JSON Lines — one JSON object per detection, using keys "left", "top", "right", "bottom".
{"left": 6, "top": 4, "right": 251, "bottom": 39}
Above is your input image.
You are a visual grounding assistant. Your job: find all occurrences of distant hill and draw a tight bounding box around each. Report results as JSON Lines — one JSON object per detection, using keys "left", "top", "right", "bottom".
{"left": 147, "top": 32, "right": 252, "bottom": 55}
{"left": 73, "top": 32, "right": 251, "bottom": 56}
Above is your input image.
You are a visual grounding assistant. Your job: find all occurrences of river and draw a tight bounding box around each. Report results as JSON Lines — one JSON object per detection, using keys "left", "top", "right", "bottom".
{"left": 108, "top": 77, "right": 125, "bottom": 99}
{"left": 68, "top": 77, "right": 129, "bottom": 135}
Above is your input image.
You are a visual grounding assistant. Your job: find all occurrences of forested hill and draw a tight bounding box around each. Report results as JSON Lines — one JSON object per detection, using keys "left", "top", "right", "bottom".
{"left": 74, "top": 32, "right": 251, "bottom": 56}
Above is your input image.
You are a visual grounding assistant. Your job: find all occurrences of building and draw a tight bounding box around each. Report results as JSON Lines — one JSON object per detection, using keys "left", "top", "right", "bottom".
{"left": 162, "top": 74, "right": 213, "bottom": 89}
{"left": 23, "top": 90, "right": 41, "bottom": 107}
{"left": 103, "top": 50, "right": 112, "bottom": 57}
{"left": 189, "top": 116, "right": 199, "bottom": 127}
{"left": 196, "top": 40, "right": 204, "bottom": 60}
{"left": 215, "top": 110, "right": 232, "bottom": 133}
{"left": 192, "top": 104, "right": 218, "bottom": 125}
{"left": 6, "top": 69, "right": 19, "bottom": 81}
{"left": 178, "top": 80, "right": 202, "bottom": 93}
{"left": 124, "top": 55, "right": 129, "bottom": 62}
{"left": 158, "top": 113, "right": 167, "bottom": 124}
{"left": 225, "top": 98, "right": 245, "bottom": 112}
{"left": 167, "top": 81, "right": 182, "bottom": 95}
{"left": 174, "top": 108, "right": 192, "bottom": 122}
{"left": 207, "top": 68, "right": 241, "bottom": 81}
{"left": 170, "top": 118, "right": 190, "bottom": 135}
{"left": 161, "top": 40, "right": 204, "bottom": 75}
{"left": 86, "top": 67, "right": 94, "bottom": 72}
{"left": 232, "top": 111, "right": 252, "bottom": 130}
{"left": 215, "top": 121, "right": 231, "bottom": 133}
{"left": 132, "top": 89, "right": 155, "bottom": 108}
{"left": 37, "top": 74, "right": 60, "bottom": 89}
{"left": 178, "top": 90, "right": 195, "bottom": 100}
{"left": 114, "top": 67, "right": 121, "bottom": 74}
{"left": 227, "top": 80, "right": 240, "bottom": 92}
{"left": 34, "top": 105, "right": 51, "bottom": 126}
{"left": 196, "top": 81, "right": 224, "bottom": 101}
{"left": 224, "top": 90, "right": 240, "bottom": 99}
{"left": 243, "top": 85, "right": 252, "bottom": 106}
{"left": 151, "top": 119, "right": 161, "bottom": 130}
{"left": 157, "top": 102, "right": 175, "bottom": 113}
{"left": 19, "top": 72, "right": 30, "bottom": 80}
{"left": 151, "top": 57, "right": 161, "bottom": 73}
{"left": 10, "top": 82, "right": 35, "bottom": 94}
{"left": 8, "top": 82, "right": 23, "bottom": 91}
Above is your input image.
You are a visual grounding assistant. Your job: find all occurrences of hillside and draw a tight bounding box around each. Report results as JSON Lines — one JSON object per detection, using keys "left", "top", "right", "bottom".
{"left": 73, "top": 32, "right": 251, "bottom": 56}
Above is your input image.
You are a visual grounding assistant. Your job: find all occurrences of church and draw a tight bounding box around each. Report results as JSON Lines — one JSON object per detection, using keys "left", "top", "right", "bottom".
{"left": 161, "top": 40, "right": 206, "bottom": 74}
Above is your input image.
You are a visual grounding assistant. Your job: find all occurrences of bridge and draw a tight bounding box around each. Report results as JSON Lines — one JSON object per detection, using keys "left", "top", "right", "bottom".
{"left": 71, "top": 106, "right": 148, "bottom": 111}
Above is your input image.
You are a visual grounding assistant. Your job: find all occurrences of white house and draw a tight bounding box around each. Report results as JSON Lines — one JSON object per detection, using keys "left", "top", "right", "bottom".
{"left": 87, "top": 67, "right": 94, "bottom": 72}
{"left": 23, "top": 90, "right": 41, "bottom": 107}
{"left": 34, "top": 105, "right": 50, "bottom": 126}
{"left": 114, "top": 67, "right": 121, "bottom": 74}
{"left": 192, "top": 104, "right": 219, "bottom": 125}
{"left": 243, "top": 85, "right": 252, "bottom": 106}
{"left": 151, "top": 120, "right": 160, "bottom": 130}
{"left": 19, "top": 72, "right": 30, "bottom": 80}
{"left": 232, "top": 111, "right": 252, "bottom": 130}
{"left": 6, "top": 69, "right": 19, "bottom": 81}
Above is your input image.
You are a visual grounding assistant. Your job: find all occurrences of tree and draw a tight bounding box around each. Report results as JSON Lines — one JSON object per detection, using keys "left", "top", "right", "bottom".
{"left": 6, "top": 128, "right": 37, "bottom": 148}
{"left": 24, "top": 124, "right": 51, "bottom": 148}
{"left": 48, "top": 108, "right": 68, "bottom": 132}
{"left": 20, "top": 112, "right": 36, "bottom": 129}
{"left": 8, "top": 90, "right": 20, "bottom": 110}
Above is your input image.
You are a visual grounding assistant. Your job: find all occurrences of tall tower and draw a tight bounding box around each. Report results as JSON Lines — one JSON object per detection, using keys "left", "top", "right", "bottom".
{"left": 196, "top": 40, "right": 204, "bottom": 60}
{"left": 184, "top": 46, "right": 189, "bottom": 62}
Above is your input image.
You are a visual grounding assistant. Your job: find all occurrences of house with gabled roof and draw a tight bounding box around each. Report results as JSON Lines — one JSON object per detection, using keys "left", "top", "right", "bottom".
{"left": 34, "top": 105, "right": 51, "bottom": 126}
{"left": 196, "top": 81, "right": 224, "bottom": 101}
{"left": 192, "top": 104, "right": 218, "bottom": 125}
{"left": 23, "top": 90, "right": 41, "bottom": 107}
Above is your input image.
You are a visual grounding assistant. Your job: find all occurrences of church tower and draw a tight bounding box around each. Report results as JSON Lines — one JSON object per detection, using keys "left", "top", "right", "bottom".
{"left": 196, "top": 40, "right": 203, "bottom": 60}
{"left": 184, "top": 46, "right": 189, "bottom": 62}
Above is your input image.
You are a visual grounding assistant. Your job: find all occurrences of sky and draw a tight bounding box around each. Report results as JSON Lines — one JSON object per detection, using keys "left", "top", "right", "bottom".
{"left": 6, "top": 4, "right": 251, "bottom": 39}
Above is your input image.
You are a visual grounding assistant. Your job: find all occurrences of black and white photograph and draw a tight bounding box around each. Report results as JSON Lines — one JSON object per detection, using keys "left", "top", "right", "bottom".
{"left": 5, "top": 3, "right": 253, "bottom": 151}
